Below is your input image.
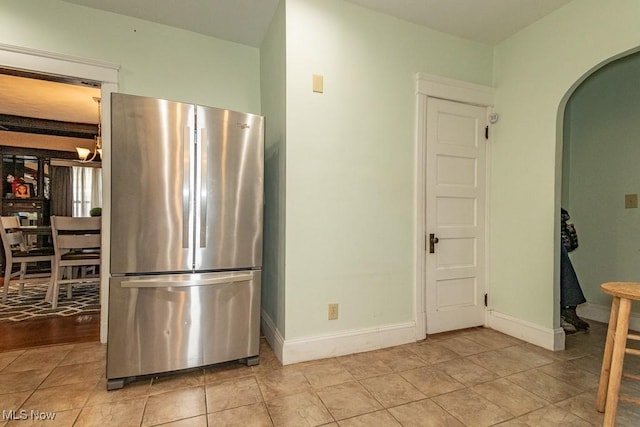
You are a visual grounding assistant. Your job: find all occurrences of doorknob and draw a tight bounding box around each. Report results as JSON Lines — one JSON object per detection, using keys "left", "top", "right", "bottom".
{"left": 429, "top": 233, "right": 439, "bottom": 254}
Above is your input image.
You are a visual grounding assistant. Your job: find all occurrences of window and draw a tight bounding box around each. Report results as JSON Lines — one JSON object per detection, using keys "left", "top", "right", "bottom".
{"left": 72, "top": 166, "right": 102, "bottom": 217}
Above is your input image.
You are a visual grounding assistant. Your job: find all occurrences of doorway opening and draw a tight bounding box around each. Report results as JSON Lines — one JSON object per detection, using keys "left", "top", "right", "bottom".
{"left": 559, "top": 51, "right": 640, "bottom": 331}
{"left": 414, "top": 73, "right": 494, "bottom": 339}
{"left": 0, "top": 44, "right": 118, "bottom": 350}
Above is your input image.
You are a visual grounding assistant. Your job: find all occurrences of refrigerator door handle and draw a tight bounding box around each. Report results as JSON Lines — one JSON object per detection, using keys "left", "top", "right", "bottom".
{"left": 182, "top": 126, "right": 192, "bottom": 249}
{"left": 198, "top": 127, "right": 208, "bottom": 248}
{"left": 120, "top": 273, "right": 253, "bottom": 288}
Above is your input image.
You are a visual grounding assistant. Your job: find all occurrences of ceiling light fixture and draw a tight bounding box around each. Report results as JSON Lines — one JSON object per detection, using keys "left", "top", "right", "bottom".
{"left": 76, "top": 96, "right": 102, "bottom": 162}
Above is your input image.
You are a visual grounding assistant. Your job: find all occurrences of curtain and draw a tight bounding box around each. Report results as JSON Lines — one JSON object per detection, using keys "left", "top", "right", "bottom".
{"left": 50, "top": 166, "right": 73, "bottom": 216}
{"left": 91, "top": 167, "right": 102, "bottom": 209}
{"left": 72, "top": 166, "right": 102, "bottom": 217}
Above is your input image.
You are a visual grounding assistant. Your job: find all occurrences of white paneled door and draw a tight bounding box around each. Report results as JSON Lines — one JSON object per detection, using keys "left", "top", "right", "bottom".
{"left": 425, "top": 97, "right": 487, "bottom": 334}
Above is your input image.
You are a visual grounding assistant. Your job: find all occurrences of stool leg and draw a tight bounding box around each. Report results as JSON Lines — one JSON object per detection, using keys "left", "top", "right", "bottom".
{"left": 604, "top": 297, "right": 631, "bottom": 426}
{"left": 598, "top": 296, "right": 621, "bottom": 412}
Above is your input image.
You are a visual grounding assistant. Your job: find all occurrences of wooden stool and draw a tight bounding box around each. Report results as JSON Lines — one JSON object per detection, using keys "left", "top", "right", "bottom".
{"left": 597, "top": 282, "right": 640, "bottom": 425}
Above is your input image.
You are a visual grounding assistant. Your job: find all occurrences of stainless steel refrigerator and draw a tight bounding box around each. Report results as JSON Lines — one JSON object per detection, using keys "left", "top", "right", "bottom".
{"left": 106, "top": 93, "right": 264, "bottom": 390}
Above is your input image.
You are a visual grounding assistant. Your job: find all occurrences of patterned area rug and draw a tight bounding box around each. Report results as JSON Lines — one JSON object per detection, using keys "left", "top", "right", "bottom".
{"left": 0, "top": 280, "right": 100, "bottom": 322}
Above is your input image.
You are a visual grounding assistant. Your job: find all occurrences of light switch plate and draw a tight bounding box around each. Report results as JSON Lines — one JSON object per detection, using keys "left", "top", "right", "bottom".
{"left": 313, "top": 74, "right": 323, "bottom": 93}
{"left": 328, "top": 303, "right": 338, "bottom": 320}
{"left": 625, "top": 193, "right": 638, "bottom": 209}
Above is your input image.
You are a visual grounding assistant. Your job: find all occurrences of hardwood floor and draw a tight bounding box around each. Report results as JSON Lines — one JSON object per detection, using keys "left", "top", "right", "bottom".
{"left": 0, "top": 313, "right": 100, "bottom": 352}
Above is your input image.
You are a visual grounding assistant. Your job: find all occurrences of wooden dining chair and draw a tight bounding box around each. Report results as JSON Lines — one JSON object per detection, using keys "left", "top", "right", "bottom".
{"left": 47, "top": 216, "right": 101, "bottom": 309}
{"left": 0, "top": 216, "right": 54, "bottom": 304}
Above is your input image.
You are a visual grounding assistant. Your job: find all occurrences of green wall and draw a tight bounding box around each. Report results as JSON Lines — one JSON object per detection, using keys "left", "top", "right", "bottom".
{"left": 0, "top": 0, "right": 261, "bottom": 114}
{"left": 492, "top": 0, "right": 640, "bottom": 328}
{"left": 564, "top": 53, "right": 640, "bottom": 308}
{"left": 9, "top": 0, "right": 640, "bottom": 347}
{"left": 283, "top": 0, "right": 493, "bottom": 339}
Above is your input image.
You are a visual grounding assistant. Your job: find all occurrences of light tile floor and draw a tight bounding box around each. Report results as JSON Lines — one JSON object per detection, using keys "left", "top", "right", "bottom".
{"left": 1, "top": 322, "right": 640, "bottom": 426}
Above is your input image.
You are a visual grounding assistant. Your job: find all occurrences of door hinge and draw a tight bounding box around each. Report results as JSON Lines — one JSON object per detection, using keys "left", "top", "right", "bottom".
{"left": 485, "top": 126, "right": 489, "bottom": 140}
{"left": 484, "top": 293, "right": 488, "bottom": 307}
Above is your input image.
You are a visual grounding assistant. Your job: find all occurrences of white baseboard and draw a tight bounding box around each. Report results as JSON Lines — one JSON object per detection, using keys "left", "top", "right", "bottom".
{"left": 577, "top": 302, "right": 640, "bottom": 331}
{"left": 262, "top": 308, "right": 573, "bottom": 365}
{"left": 282, "top": 322, "right": 417, "bottom": 365}
{"left": 487, "top": 310, "right": 565, "bottom": 351}
{"left": 260, "top": 309, "right": 285, "bottom": 363}
{"left": 260, "top": 310, "right": 417, "bottom": 365}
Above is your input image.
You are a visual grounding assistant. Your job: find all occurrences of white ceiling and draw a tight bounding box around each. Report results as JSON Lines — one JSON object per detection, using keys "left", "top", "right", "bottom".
{"left": 346, "top": 0, "right": 572, "bottom": 45}
{"left": 61, "top": 0, "right": 281, "bottom": 48}
{"left": 61, "top": 0, "right": 572, "bottom": 47}
{"left": 1, "top": 0, "right": 572, "bottom": 126}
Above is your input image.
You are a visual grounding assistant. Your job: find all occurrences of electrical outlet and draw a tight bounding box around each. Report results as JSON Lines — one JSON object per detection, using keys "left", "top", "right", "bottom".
{"left": 328, "top": 303, "right": 338, "bottom": 320}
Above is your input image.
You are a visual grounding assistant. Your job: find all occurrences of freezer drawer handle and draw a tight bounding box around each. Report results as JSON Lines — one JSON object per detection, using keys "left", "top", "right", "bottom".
{"left": 120, "top": 273, "right": 253, "bottom": 288}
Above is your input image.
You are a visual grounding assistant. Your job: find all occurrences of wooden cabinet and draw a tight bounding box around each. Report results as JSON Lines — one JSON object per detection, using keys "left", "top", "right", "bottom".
{"left": 0, "top": 149, "right": 51, "bottom": 226}
{"left": 0, "top": 146, "right": 84, "bottom": 224}
{"left": 1, "top": 198, "right": 50, "bottom": 225}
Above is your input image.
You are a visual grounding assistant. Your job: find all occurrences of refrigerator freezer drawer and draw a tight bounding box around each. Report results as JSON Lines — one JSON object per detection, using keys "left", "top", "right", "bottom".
{"left": 107, "top": 270, "right": 261, "bottom": 382}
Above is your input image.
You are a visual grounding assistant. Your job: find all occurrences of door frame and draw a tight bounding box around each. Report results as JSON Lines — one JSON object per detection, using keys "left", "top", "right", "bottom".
{"left": 414, "top": 73, "right": 495, "bottom": 339}
{"left": 0, "top": 43, "right": 119, "bottom": 343}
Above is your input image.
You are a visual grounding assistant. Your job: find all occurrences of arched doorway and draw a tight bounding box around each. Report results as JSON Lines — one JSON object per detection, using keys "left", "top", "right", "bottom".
{"left": 558, "top": 49, "right": 640, "bottom": 332}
